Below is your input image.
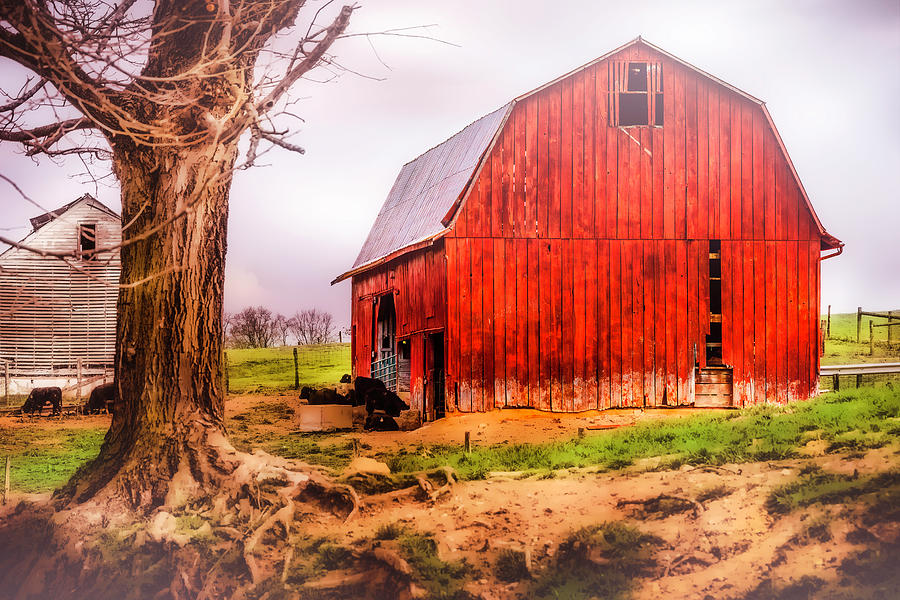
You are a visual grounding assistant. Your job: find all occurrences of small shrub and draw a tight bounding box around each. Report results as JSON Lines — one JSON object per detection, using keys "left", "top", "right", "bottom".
{"left": 495, "top": 548, "right": 529, "bottom": 582}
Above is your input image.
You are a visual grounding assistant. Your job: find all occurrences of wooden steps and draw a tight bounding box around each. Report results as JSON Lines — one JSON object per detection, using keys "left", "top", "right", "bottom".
{"left": 694, "top": 366, "right": 733, "bottom": 407}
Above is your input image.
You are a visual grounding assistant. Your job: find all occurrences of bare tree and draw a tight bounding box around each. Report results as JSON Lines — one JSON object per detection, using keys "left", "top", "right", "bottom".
{"left": 273, "top": 313, "right": 292, "bottom": 346}
{"left": 0, "top": 0, "right": 360, "bottom": 510}
{"left": 227, "top": 306, "right": 278, "bottom": 348}
{"left": 290, "top": 308, "right": 335, "bottom": 344}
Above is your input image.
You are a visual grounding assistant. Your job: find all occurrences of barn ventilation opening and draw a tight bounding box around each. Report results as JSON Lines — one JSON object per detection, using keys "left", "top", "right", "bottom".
{"left": 79, "top": 223, "right": 97, "bottom": 261}
{"left": 694, "top": 240, "right": 733, "bottom": 407}
{"left": 706, "top": 240, "right": 723, "bottom": 365}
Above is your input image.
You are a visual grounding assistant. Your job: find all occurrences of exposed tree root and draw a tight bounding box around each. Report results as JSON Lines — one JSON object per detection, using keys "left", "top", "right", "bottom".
{"left": 0, "top": 425, "right": 376, "bottom": 600}
{"left": 617, "top": 493, "right": 706, "bottom": 518}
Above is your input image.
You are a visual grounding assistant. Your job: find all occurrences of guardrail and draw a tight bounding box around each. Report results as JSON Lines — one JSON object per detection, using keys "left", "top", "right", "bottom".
{"left": 820, "top": 362, "right": 900, "bottom": 391}
{"left": 820, "top": 363, "right": 900, "bottom": 376}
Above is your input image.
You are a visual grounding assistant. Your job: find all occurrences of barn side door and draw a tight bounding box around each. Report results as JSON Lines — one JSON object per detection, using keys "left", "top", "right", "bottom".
{"left": 371, "top": 293, "right": 398, "bottom": 391}
{"left": 424, "top": 331, "right": 445, "bottom": 421}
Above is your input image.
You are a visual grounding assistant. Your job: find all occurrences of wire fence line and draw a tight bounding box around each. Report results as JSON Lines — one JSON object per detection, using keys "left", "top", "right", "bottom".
{"left": 224, "top": 343, "right": 351, "bottom": 394}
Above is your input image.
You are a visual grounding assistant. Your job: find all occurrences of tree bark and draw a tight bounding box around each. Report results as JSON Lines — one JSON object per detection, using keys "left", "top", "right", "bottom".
{"left": 58, "top": 141, "right": 240, "bottom": 508}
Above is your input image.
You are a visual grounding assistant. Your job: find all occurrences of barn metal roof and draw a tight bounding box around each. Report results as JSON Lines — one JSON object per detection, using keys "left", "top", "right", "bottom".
{"left": 333, "top": 103, "right": 512, "bottom": 283}
{"left": 29, "top": 193, "right": 118, "bottom": 231}
{"left": 335, "top": 38, "right": 841, "bottom": 284}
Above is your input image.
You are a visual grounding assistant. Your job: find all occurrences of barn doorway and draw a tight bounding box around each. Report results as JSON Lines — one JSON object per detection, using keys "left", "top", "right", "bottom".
{"left": 371, "top": 293, "right": 398, "bottom": 391}
{"left": 695, "top": 240, "right": 734, "bottom": 407}
{"left": 425, "top": 332, "right": 445, "bottom": 421}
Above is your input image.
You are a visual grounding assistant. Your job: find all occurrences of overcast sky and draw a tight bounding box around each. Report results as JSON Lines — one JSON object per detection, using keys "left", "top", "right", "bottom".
{"left": 1, "top": 0, "right": 898, "bottom": 328}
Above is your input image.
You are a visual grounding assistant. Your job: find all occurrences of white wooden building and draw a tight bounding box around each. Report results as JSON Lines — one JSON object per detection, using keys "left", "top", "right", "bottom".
{"left": 0, "top": 194, "right": 120, "bottom": 392}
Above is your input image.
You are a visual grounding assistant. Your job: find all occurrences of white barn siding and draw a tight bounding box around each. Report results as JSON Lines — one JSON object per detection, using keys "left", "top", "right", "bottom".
{"left": 0, "top": 196, "right": 120, "bottom": 376}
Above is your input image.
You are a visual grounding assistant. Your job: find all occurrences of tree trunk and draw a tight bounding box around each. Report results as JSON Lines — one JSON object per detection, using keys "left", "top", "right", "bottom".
{"left": 58, "top": 141, "right": 241, "bottom": 509}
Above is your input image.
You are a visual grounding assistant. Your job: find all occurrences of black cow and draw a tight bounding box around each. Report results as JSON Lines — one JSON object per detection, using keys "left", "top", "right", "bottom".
{"left": 21, "top": 387, "right": 62, "bottom": 416}
{"left": 364, "top": 387, "right": 408, "bottom": 417}
{"left": 86, "top": 382, "right": 116, "bottom": 414}
{"left": 300, "top": 386, "right": 353, "bottom": 406}
{"left": 364, "top": 414, "right": 400, "bottom": 431}
{"left": 342, "top": 375, "right": 408, "bottom": 431}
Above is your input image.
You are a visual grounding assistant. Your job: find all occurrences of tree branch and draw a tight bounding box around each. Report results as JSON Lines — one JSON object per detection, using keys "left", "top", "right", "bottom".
{"left": 254, "top": 4, "right": 354, "bottom": 116}
{"left": 0, "top": 77, "right": 46, "bottom": 112}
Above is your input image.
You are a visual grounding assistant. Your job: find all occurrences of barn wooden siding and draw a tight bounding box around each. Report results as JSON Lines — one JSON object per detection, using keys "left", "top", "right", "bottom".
{"left": 351, "top": 241, "right": 446, "bottom": 408}
{"left": 445, "top": 44, "right": 823, "bottom": 410}
{"left": 0, "top": 198, "right": 120, "bottom": 376}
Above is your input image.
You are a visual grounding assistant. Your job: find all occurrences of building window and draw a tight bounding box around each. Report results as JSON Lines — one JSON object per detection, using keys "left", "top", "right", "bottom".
{"left": 78, "top": 223, "right": 97, "bottom": 261}
{"left": 609, "top": 61, "right": 663, "bottom": 127}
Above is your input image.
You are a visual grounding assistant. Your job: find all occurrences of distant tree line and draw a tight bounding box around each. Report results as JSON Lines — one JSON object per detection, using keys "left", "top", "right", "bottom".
{"left": 225, "top": 307, "right": 338, "bottom": 348}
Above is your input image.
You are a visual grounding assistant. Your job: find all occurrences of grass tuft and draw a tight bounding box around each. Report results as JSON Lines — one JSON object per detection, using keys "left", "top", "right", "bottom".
{"left": 494, "top": 548, "right": 530, "bottom": 582}
{"left": 374, "top": 522, "right": 408, "bottom": 540}
{"left": 397, "top": 530, "right": 471, "bottom": 600}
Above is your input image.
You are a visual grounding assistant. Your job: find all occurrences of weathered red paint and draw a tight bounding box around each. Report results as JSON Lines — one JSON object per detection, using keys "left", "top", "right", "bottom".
{"left": 345, "top": 40, "right": 840, "bottom": 415}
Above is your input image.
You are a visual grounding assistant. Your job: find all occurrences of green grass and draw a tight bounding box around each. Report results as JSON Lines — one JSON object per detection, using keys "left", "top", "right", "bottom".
{"left": 5, "top": 386, "right": 897, "bottom": 495}
{"left": 821, "top": 311, "right": 900, "bottom": 369}
{"left": 0, "top": 426, "right": 106, "bottom": 493}
{"left": 380, "top": 387, "right": 900, "bottom": 480}
{"left": 765, "top": 468, "right": 900, "bottom": 514}
{"left": 225, "top": 343, "right": 350, "bottom": 393}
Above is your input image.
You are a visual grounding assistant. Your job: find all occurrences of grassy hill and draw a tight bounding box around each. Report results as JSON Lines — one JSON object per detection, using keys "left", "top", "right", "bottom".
{"left": 225, "top": 343, "right": 350, "bottom": 393}
{"left": 825, "top": 309, "right": 900, "bottom": 343}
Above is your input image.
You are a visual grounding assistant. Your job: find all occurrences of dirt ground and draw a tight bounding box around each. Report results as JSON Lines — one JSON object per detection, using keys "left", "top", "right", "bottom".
{"left": 337, "top": 447, "right": 896, "bottom": 599}
{"left": 1, "top": 394, "right": 897, "bottom": 599}
{"left": 220, "top": 394, "right": 900, "bottom": 599}
{"left": 225, "top": 392, "right": 722, "bottom": 449}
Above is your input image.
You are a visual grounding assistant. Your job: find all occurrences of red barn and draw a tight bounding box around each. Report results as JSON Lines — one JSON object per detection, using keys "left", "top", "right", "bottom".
{"left": 333, "top": 38, "right": 842, "bottom": 419}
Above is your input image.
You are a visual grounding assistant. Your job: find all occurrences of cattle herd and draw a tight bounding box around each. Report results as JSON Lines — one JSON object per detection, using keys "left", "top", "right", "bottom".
{"left": 16, "top": 376, "right": 407, "bottom": 431}
{"left": 301, "top": 374, "right": 409, "bottom": 431}
{"left": 15, "top": 382, "right": 115, "bottom": 417}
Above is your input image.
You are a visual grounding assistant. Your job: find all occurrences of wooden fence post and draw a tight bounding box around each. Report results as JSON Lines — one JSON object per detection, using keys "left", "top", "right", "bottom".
{"left": 76, "top": 357, "right": 83, "bottom": 403}
{"left": 856, "top": 374, "right": 862, "bottom": 389}
{"left": 889, "top": 311, "right": 894, "bottom": 349}
{"left": 857, "top": 307, "right": 862, "bottom": 342}
{"left": 293, "top": 347, "right": 300, "bottom": 390}
{"left": 464, "top": 431, "right": 471, "bottom": 454}
{"left": 870, "top": 320, "right": 874, "bottom": 356}
{"left": 826, "top": 305, "right": 831, "bottom": 339}
{"left": 833, "top": 374, "right": 839, "bottom": 392}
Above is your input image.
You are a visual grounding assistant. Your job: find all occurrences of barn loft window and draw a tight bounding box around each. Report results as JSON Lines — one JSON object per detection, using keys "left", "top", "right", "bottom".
{"left": 78, "top": 223, "right": 97, "bottom": 261}
{"left": 609, "top": 61, "right": 663, "bottom": 127}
